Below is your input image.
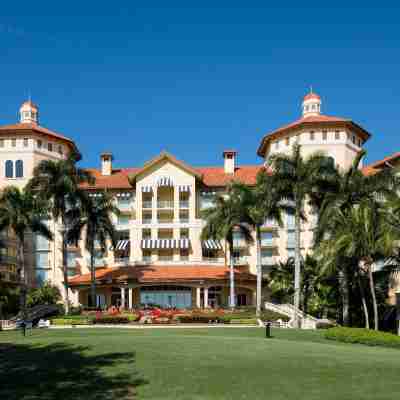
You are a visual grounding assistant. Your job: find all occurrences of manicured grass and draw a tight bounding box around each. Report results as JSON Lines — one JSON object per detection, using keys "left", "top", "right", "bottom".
{"left": 1, "top": 327, "right": 400, "bottom": 399}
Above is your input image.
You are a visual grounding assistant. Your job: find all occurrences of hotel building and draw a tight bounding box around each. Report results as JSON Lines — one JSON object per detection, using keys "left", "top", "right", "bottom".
{"left": 0, "top": 92, "right": 398, "bottom": 308}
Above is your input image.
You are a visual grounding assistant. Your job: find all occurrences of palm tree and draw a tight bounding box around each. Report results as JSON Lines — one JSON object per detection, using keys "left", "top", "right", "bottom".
{"left": 316, "top": 150, "right": 398, "bottom": 326}
{"left": 229, "top": 174, "right": 284, "bottom": 316}
{"left": 268, "top": 144, "right": 336, "bottom": 327}
{"left": 0, "top": 186, "right": 53, "bottom": 335}
{"left": 67, "top": 192, "right": 118, "bottom": 308}
{"left": 28, "top": 151, "right": 94, "bottom": 313}
{"left": 317, "top": 201, "right": 396, "bottom": 330}
{"left": 201, "top": 185, "right": 253, "bottom": 309}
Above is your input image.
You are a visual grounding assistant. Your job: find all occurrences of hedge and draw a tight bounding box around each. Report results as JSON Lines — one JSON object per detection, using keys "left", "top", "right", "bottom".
{"left": 177, "top": 315, "right": 224, "bottom": 324}
{"left": 325, "top": 327, "right": 400, "bottom": 348}
{"left": 93, "top": 316, "right": 130, "bottom": 324}
{"left": 51, "top": 318, "right": 91, "bottom": 326}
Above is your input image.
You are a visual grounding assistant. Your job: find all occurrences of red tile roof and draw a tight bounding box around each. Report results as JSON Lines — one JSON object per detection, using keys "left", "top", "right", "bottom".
{"left": 303, "top": 93, "right": 321, "bottom": 101}
{"left": 0, "top": 122, "right": 77, "bottom": 152}
{"left": 257, "top": 114, "right": 372, "bottom": 157}
{"left": 82, "top": 165, "right": 264, "bottom": 190}
{"left": 361, "top": 152, "right": 400, "bottom": 176}
{"left": 69, "top": 265, "right": 256, "bottom": 285}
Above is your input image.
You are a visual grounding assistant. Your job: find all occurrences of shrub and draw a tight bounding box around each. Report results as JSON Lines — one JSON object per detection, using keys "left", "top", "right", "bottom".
{"left": 51, "top": 317, "right": 91, "bottom": 326}
{"left": 27, "top": 283, "right": 61, "bottom": 308}
{"left": 325, "top": 327, "right": 400, "bottom": 348}
{"left": 93, "top": 316, "right": 130, "bottom": 324}
{"left": 316, "top": 321, "right": 336, "bottom": 329}
{"left": 177, "top": 315, "right": 224, "bottom": 324}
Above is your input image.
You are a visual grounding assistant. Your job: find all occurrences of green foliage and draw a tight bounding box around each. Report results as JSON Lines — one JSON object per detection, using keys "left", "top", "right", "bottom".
{"left": 177, "top": 315, "right": 224, "bottom": 323}
{"left": 26, "top": 282, "right": 62, "bottom": 308}
{"left": 51, "top": 317, "right": 91, "bottom": 325}
{"left": 93, "top": 316, "right": 130, "bottom": 324}
{"left": 325, "top": 327, "right": 400, "bottom": 348}
{"left": 0, "top": 285, "right": 20, "bottom": 319}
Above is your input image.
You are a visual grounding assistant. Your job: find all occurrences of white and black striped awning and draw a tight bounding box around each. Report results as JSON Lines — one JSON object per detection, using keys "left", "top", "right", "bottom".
{"left": 141, "top": 186, "right": 153, "bottom": 193}
{"left": 202, "top": 240, "right": 223, "bottom": 250}
{"left": 157, "top": 176, "right": 174, "bottom": 187}
{"left": 178, "top": 185, "right": 191, "bottom": 192}
{"left": 110, "top": 240, "right": 130, "bottom": 251}
{"left": 141, "top": 238, "right": 190, "bottom": 249}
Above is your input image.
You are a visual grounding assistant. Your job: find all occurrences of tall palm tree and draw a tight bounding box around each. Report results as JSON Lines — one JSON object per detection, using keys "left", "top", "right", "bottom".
{"left": 316, "top": 150, "right": 399, "bottom": 326}
{"left": 268, "top": 144, "right": 336, "bottom": 327}
{"left": 67, "top": 192, "right": 118, "bottom": 308}
{"left": 28, "top": 151, "right": 94, "bottom": 313}
{"left": 317, "top": 201, "right": 396, "bottom": 330}
{"left": 0, "top": 186, "right": 53, "bottom": 335}
{"left": 201, "top": 185, "right": 253, "bottom": 309}
{"left": 229, "top": 174, "right": 284, "bottom": 316}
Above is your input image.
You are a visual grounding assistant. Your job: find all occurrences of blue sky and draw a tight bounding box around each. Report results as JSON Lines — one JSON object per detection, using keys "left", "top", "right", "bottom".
{"left": 0, "top": 1, "right": 399, "bottom": 168}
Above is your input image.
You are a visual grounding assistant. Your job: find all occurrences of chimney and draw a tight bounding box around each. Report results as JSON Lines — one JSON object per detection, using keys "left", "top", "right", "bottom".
{"left": 100, "top": 152, "right": 113, "bottom": 176}
{"left": 223, "top": 150, "right": 237, "bottom": 174}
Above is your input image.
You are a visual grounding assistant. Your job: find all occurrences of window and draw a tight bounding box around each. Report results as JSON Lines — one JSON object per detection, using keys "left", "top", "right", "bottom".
{"left": 286, "top": 210, "right": 295, "bottom": 228}
{"left": 142, "top": 229, "right": 151, "bottom": 240}
{"left": 37, "top": 139, "right": 42, "bottom": 149}
{"left": 23, "top": 138, "right": 29, "bottom": 147}
{"left": 36, "top": 252, "right": 49, "bottom": 268}
{"left": 142, "top": 250, "right": 152, "bottom": 262}
{"left": 287, "top": 230, "right": 295, "bottom": 248}
{"left": 310, "top": 131, "right": 315, "bottom": 140}
{"left": 358, "top": 139, "right": 362, "bottom": 147}
{"left": 287, "top": 249, "right": 295, "bottom": 259}
{"left": 180, "top": 248, "right": 189, "bottom": 261}
{"left": 275, "top": 140, "right": 280, "bottom": 149}
{"left": 11, "top": 139, "right": 16, "bottom": 147}
{"left": 322, "top": 130, "right": 327, "bottom": 141}
{"left": 15, "top": 160, "right": 23, "bottom": 178}
{"left": 0, "top": 139, "right": 4, "bottom": 148}
{"left": 36, "top": 234, "right": 50, "bottom": 251}
{"left": 48, "top": 143, "right": 53, "bottom": 152}
{"left": 352, "top": 135, "right": 356, "bottom": 144}
{"left": 36, "top": 269, "right": 49, "bottom": 285}
{"left": 117, "top": 197, "right": 131, "bottom": 211}
{"left": 180, "top": 228, "right": 189, "bottom": 239}
{"left": 335, "top": 131, "right": 340, "bottom": 140}
{"left": 58, "top": 145, "right": 63, "bottom": 155}
{"left": 118, "top": 215, "right": 130, "bottom": 226}
{"left": 261, "top": 231, "right": 273, "bottom": 246}
{"left": 67, "top": 252, "right": 77, "bottom": 267}
{"left": 5, "top": 160, "right": 13, "bottom": 178}
{"left": 285, "top": 137, "right": 290, "bottom": 146}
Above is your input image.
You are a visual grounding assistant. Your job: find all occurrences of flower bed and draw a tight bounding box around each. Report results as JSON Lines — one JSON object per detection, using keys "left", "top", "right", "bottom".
{"left": 325, "top": 327, "right": 400, "bottom": 348}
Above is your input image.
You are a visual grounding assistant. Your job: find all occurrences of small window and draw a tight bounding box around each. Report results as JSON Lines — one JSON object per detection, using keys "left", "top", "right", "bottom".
{"left": 310, "top": 131, "right": 315, "bottom": 140}
{"left": 58, "top": 145, "right": 63, "bottom": 155}
{"left": 11, "top": 139, "right": 16, "bottom": 147}
{"left": 275, "top": 141, "right": 279, "bottom": 149}
{"left": 358, "top": 139, "right": 362, "bottom": 147}
{"left": 322, "top": 131, "right": 327, "bottom": 141}
{"left": 37, "top": 140, "right": 42, "bottom": 149}
{"left": 285, "top": 137, "right": 290, "bottom": 146}
{"left": 48, "top": 143, "right": 53, "bottom": 152}
{"left": 0, "top": 139, "right": 4, "bottom": 148}
{"left": 5, "top": 160, "right": 13, "bottom": 178}
{"left": 335, "top": 131, "right": 340, "bottom": 140}
{"left": 23, "top": 138, "right": 29, "bottom": 147}
{"left": 352, "top": 136, "right": 356, "bottom": 144}
{"left": 15, "top": 160, "right": 23, "bottom": 178}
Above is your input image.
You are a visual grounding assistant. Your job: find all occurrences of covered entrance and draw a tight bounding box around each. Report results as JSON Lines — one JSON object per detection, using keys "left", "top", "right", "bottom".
{"left": 140, "top": 285, "right": 192, "bottom": 308}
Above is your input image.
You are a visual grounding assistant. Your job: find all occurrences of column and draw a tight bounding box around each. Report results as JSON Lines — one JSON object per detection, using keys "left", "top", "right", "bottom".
{"left": 196, "top": 287, "right": 201, "bottom": 308}
{"left": 152, "top": 186, "right": 157, "bottom": 223}
{"left": 120, "top": 287, "right": 126, "bottom": 309}
{"left": 204, "top": 287, "right": 209, "bottom": 308}
{"left": 128, "top": 287, "right": 133, "bottom": 309}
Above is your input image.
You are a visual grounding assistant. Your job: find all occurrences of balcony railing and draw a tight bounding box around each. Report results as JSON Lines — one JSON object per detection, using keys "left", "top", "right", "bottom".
{"left": 158, "top": 256, "right": 174, "bottom": 262}
{"left": 142, "top": 257, "right": 152, "bottom": 263}
{"left": 179, "top": 217, "right": 189, "bottom": 223}
{"left": 157, "top": 200, "right": 174, "bottom": 209}
{"left": 260, "top": 239, "right": 277, "bottom": 248}
{"left": 233, "top": 257, "right": 249, "bottom": 265}
{"left": 114, "top": 257, "right": 130, "bottom": 266}
{"left": 179, "top": 200, "right": 189, "bottom": 209}
{"left": 202, "top": 257, "right": 225, "bottom": 264}
{"left": 142, "top": 218, "right": 153, "bottom": 225}
{"left": 158, "top": 219, "right": 174, "bottom": 224}
{"left": 0, "top": 255, "right": 18, "bottom": 265}
{"left": 142, "top": 201, "right": 152, "bottom": 209}
{"left": 262, "top": 219, "right": 279, "bottom": 228}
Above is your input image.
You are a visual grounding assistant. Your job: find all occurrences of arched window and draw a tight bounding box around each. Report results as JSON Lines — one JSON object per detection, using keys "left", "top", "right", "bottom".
{"left": 5, "top": 160, "right": 13, "bottom": 178}
{"left": 16, "top": 160, "right": 23, "bottom": 178}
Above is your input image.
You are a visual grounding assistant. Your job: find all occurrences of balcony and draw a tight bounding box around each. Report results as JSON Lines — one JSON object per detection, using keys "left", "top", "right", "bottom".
{"left": 261, "top": 257, "right": 276, "bottom": 266}
{"left": 158, "top": 255, "right": 174, "bottom": 262}
{"left": 0, "top": 255, "right": 18, "bottom": 266}
{"left": 179, "top": 200, "right": 189, "bottom": 209}
{"left": 158, "top": 218, "right": 174, "bottom": 224}
{"left": 260, "top": 239, "right": 277, "bottom": 248}
{"left": 142, "top": 256, "right": 152, "bottom": 263}
{"left": 142, "top": 218, "right": 153, "bottom": 225}
{"left": 202, "top": 257, "right": 225, "bottom": 264}
{"left": 262, "top": 219, "right": 279, "bottom": 229}
{"left": 286, "top": 240, "right": 305, "bottom": 249}
{"left": 114, "top": 257, "right": 130, "bottom": 266}
{"left": 142, "top": 201, "right": 152, "bottom": 209}
{"left": 157, "top": 200, "right": 174, "bottom": 209}
{"left": 233, "top": 257, "right": 249, "bottom": 265}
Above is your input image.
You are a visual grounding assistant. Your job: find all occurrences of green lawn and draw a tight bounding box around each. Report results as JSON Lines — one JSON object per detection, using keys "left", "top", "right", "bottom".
{"left": 1, "top": 327, "right": 399, "bottom": 399}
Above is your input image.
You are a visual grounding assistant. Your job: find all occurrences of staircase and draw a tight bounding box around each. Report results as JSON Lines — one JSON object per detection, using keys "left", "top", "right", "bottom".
{"left": 264, "top": 302, "right": 320, "bottom": 329}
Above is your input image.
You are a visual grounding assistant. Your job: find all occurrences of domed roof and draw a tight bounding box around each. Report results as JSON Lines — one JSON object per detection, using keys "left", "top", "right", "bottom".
{"left": 20, "top": 99, "right": 38, "bottom": 109}
{"left": 303, "top": 92, "right": 321, "bottom": 102}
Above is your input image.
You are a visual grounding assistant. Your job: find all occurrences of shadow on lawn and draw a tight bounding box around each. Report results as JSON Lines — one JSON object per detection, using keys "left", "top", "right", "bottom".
{"left": 0, "top": 342, "right": 147, "bottom": 399}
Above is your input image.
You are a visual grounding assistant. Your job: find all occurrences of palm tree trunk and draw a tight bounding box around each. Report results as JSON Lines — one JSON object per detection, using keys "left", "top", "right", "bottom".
{"left": 229, "top": 240, "right": 235, "bottom": 309}
{"left": 367, "top": 262, "right": 379, "bottom": 330}
{"left": 338, "top": 268, "right": 350, "bottom": 326}
{"left": 256, "top": 225, "right": 262, "bottom": 317}
{"left": 90, "top": 245, "right": 96, "bottom": 309}
{"left": 357, "top": 272, "right": 369, "bottom": 329}
{"left": 293, "top": 205, "right": 301, "bottom": 328}
{"left": 61, "top": 217, "right": 70, "bottom": 314}
{"left": 18, "top": 238, "right": 27, "bottom": 336}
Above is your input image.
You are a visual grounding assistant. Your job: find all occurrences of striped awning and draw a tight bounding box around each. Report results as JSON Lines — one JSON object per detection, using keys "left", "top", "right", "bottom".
{"left": 202, "top": 240, "right": 223, "bottom": 250}
{"left": 141, "top": 238, "right": 190, "bottom": 249}
{"left": 157, "top": 176, "right": 174, "bottom": 187}
{"left": 178, "top": 185, "right": 191, "bottom": 192}
{"left": 110, "top": 240, "right": 130, "bottom": 251}
{"left": 141, "top": 186, "right": 153, "bottom": 193}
